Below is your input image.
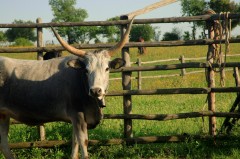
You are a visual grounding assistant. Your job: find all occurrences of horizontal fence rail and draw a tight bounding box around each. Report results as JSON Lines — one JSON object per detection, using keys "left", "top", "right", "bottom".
{"left": 9, "top": 134, "right": 237, "bottom": 149}
{"left": 11, "top": 110, "right": 240, "bottom": 124}
{"left": 0, "top": 13, "right": 240, "bottom": 28}
{"left": 104, "top": 111, "right": 240, "bottom": 120}
{"left": 111, "top": 62, "right": 240, "bottom": 73}
{"left": 137, "top": 54, "right": 240, "bottom": 65}
{"left": 106, "top": 87, "right": 240, "bottom": 96}
{"left": 114, "top": 54, "right": 240, "bottom": 82}
{"left": 1, "top": 39, "right": 240, "bottom": 53}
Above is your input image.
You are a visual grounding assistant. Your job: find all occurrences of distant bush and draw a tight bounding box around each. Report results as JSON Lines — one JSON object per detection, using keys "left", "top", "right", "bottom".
{"left": 12, "top": 38, "right": 34, "bottom": 46}
{"left": 162, "top": 27, "right": 182, "bottom": 41}
{"left": 130, "top": 24, "right": 155, "bottom": 42}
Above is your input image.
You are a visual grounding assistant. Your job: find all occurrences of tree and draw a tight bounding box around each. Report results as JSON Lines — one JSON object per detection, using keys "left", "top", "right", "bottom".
{"left": 162, "top": 27, "right": 182, "bottom": 41}
{"left": 99, "top": 17, "right": 120, "bottom": 43}
{"left": 5, "top": 20, "right": 36, "bottom": 42}
{"left": 0, "top": 31, "right": 7, "bottom": 46}
{"left": 181, "top": 0, "right": 240, "bottom": 39}
{"left": 0, "top": 31, "right": 6, "bottom": 42}
{"left": 209, "top": 0, "right": 240, "bottom": 29}
{"left": 181, "top": 0, "right": 206, "bottom": 39}
{"left": 209, "top": 0, "right": 239, "bottom": 12}
{"left": 49, "top": 0, "right": 91, "bottom": 44}
{"left": 129, "top": 24, "right": 155, "bottom": 42}
{"left": 154, "top": 26, "right": 161, "bottom": 41}
{"left": 183, "top": 31, "right": 191, "bottom": 40}
{"left": 12, "top": 38, "right": 34, "bottom": 46}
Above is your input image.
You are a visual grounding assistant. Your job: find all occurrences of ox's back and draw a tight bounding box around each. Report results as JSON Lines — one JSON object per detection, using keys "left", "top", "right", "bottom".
{"left": 0, "top": 56, "right": 101, "bottom": 126}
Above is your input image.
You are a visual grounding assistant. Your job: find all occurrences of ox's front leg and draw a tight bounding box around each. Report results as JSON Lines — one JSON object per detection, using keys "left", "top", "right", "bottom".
{"left": 0, "top": 114, "right": 14, "bottom": 159}
{"left": 71, "top": 130, "right": 79, "bottom": 159}
{"left": 71, "top": 112, "right": 88, "bottom": 159}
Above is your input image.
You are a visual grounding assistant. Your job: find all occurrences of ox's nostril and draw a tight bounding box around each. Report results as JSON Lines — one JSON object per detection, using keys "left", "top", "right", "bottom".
{"left": 90, "top": 88, "right": 102, "bottom": 97}
{"left": 97, "top": 88, "right": 101, "bottom": 94}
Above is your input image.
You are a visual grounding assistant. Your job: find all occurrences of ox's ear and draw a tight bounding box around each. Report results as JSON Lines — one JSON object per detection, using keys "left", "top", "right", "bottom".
{"left": 67, "top": 59, "right": 85, "bottom": 69}
{"left": 109, "top": 58, "right": 125, "bottom": 69}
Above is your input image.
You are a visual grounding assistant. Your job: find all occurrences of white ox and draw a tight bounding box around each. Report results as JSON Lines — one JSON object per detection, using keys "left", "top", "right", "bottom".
{"left": 0, "top": 18, "right": 134, "bottom": 159}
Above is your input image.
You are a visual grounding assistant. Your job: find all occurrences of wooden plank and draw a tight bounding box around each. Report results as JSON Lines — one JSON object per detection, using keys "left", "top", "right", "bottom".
{"left": 206, "top": 10, "right": 216, "bottom": 136}
{"left": 106, "top": 87, "right": 240, "bottom": 96}
{"left": 1, "top": 39, "right": 240, "bottom": 53}
{"left": 234, "top": 67, "right": 240, "bottom": 87}
{"left": 36, "top": 18, "right": 45, "bottom": 141}
{"left": 137, "top": 58, "right": 142, "bottom": 90}
{"left": 179, "top": 55, "right": 186, "bottom": 76}
{"left": 7, "top": 136, "right": 184, "bottom": 149}
{"left": 107, "top": 88, "right": 210, "bottom": 96}
{"left": 9, "top": 135, "right": 237, "bottom": 149}
{"left": 211, "top": 87, "right": 240, "bottom": 93}
{"left": 1, "top": 14, "right": 240, "bottom": 28}
{"left": 9, "top": 140, "right": 69, "bottom": 149}
{"left": 11, "top": 111, "right": 240, "bottom": 125}
{"left": 120, "top": 16, "right": 133, "bottom": 139}
{"left": 124, "top": 0, "right": 178, "bottom": 19}
{"left": 104, "top": 111, "right": 240, "bottom": 120}
{"left": 36, "top": 18, "right": 43, "bottom": 60}
{"left": 110, "top": 62, "right": 240, "bottom": 73}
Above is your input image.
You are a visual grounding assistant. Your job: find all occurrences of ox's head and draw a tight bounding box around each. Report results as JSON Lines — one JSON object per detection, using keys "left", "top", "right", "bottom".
{"left": 51, "top": 18, "right": 134, "bottom": 102}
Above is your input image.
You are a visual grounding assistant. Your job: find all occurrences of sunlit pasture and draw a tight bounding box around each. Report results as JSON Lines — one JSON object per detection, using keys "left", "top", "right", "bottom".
{"left": 1, "top": 44, "right": 240, "bottom": 158}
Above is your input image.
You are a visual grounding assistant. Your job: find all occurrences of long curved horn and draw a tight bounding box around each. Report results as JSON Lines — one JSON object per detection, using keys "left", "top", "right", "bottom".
{"left": 51, "top": 27, "right": 86, "bottom": 57}
{"left": 108, "top": 17, "right": 135, "bottom": 56}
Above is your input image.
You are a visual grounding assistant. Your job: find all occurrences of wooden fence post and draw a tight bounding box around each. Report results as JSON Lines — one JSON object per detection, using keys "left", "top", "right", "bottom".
{"left": 120, "top": 15, "right": 133, "bottom": 139}
{"left": 179, "top": 55, "right": 186, "bottom": 76}
{"left": 233, "top": 67, "right": 240, "bottom": 87}
{"left": 36, "top": 18, "right": 46, "bottom": 141}
{"left": 36, "top": 18, "right": 43, "bottom": 60}
{"left": 206, "top": 11, "right": 216, "bottom": 136}
{"left": 137, "top": 58, "right": 142, "bottom": 90}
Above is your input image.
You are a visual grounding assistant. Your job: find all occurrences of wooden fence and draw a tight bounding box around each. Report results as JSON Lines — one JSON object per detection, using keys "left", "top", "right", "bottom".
{"left": 113, "top": 54, "right": 240, "bottom": 90}
{"left": 1, "top": 13, "right": 240, "bottom": 148}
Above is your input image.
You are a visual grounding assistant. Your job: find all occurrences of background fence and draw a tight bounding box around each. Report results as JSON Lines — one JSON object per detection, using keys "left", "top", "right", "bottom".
{"left": 111, "top": 54, "right": 240, "bottom": 89}
{"left": 1, "top": 13, "right": 240, "bottom": 148}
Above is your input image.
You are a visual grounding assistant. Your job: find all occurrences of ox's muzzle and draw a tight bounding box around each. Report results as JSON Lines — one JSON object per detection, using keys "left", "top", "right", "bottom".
{"left": 90, "top": 88, "right": 103, "bottom": 98}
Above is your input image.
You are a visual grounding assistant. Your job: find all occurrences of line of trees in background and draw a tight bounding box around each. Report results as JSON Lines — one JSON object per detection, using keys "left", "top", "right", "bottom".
{"left": 0, "top": 0, "right": 240, "bottom": 47}
{"left": 180, "top": 0, "right": 240, "bottom": 40}
{"left": 0, "top": 20, "right": 36, "bottom": 46}
{"left": 163, "top": 0, "right": 240, "bottom": 41}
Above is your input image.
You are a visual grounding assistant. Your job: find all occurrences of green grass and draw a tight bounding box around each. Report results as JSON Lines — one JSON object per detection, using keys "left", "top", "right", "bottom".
{"left": 1, "top": 44, "right": 240, "bottom": 158}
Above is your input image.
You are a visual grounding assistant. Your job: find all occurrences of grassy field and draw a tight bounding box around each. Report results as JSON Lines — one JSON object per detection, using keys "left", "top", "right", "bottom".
{"left": 1, "top": 44, "right": 240, "bottom": 158}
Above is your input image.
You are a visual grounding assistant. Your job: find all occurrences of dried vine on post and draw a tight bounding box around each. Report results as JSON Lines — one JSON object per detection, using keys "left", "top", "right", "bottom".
{"left": 205, "top": 10, "right": 231, "bottom": 87}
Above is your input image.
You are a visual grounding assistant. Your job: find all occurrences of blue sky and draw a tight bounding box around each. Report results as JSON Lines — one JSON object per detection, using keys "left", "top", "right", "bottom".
{"left": 0, "top": 0, "right": 239, "bottom": 44}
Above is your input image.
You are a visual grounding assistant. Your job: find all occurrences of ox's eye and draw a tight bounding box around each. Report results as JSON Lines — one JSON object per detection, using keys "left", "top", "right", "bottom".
{"left": 105, "top": 67, "right": 109, "bottom": 72}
